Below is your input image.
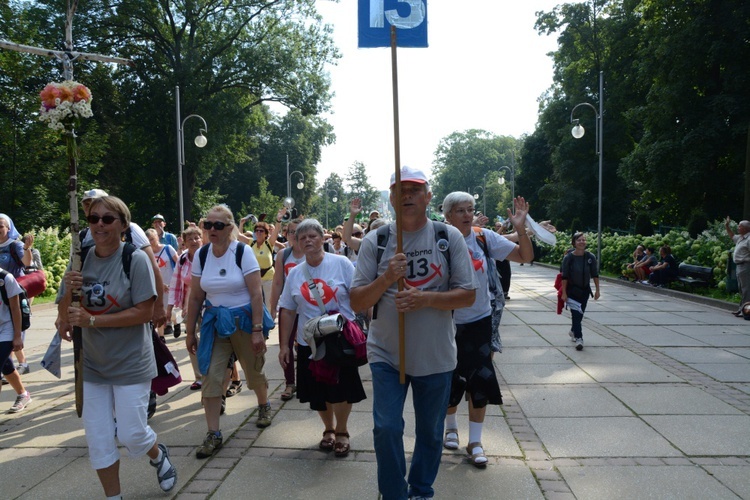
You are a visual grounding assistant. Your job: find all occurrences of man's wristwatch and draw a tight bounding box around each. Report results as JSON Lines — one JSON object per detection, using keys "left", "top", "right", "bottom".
{"left": 89, "top": 315, "right": 96, "bottom": 327}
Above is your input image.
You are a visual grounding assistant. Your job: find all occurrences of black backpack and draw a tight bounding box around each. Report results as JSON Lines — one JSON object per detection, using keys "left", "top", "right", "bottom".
{"left": 198, "top": 242, "right": 247, "bottom": 271}
{"left": 0, "top": 270, "right": 31, "bottom": 331}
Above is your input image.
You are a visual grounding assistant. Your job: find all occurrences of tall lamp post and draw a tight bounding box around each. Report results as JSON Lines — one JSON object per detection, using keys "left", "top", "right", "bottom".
{"left": 497, "top": 165, "right": 515, "bottom": 205}
{"left": 284, "top": 153, "right": 305, "bottom": 209}
{"left": 325, "top": 189, "right": 338, "bottom": 229}
{"left": 570, "top": 70, "right": 604, "bottom": 265}
{"left": 472, "top": 186, "right": 485, "bottom": 214}
{"left": 176, "top": 85, "right": 208, "bottom": 232}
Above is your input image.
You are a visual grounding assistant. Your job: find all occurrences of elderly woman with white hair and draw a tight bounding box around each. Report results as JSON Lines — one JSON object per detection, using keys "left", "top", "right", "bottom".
{"left": 277, "top": 218, "right": 366, "bottom": 458}
{"left": 441, "top": 192, "right": 533, "bottom": 468}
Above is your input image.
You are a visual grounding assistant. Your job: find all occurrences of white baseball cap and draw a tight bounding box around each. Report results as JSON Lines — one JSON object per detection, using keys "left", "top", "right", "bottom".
{"left": 82, "top": 188, "right": 108, "bottom": 201}
{"left": 390, "top": 166, "right": 428, "bottom": 187}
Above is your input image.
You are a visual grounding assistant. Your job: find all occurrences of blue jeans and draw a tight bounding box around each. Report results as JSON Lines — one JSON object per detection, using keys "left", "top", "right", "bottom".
{"left": 571, "top": 296, "right": 589, "bottom": 339}
{"left": 371, "top": 362, "right": 452, "bottom": 500}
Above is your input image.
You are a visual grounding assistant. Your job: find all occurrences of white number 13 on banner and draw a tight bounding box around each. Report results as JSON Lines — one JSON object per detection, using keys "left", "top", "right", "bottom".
{"left": 369, "top": 0, "right": 426, "bottom": 29}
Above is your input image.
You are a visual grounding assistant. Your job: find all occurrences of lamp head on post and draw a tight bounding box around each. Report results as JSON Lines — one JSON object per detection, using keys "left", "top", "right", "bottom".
{"left": 194, "top": 132, "right": 208, "bottom": 148}
{"left": 571, "top": 119, "right": 585, "bottom": 139}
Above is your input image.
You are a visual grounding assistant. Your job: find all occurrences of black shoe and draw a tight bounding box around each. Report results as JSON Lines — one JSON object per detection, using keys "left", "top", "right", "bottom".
{"left": 164, "top": 324, "right": 174, "bottom": 337}
{"left": 147, "top": 391, "right": 157, "bottom": 419}
{"left": 174, "top": 323, "right": 182, "bottom": 338}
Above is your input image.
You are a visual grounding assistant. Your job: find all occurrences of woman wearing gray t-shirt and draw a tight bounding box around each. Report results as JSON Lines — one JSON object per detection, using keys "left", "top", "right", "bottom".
{"left": 59, "top": 195, "right": 177, "bottom": 497}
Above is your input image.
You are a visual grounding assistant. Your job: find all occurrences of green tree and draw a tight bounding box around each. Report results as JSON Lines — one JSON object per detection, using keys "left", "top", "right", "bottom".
{"left": 431, "top": 130, "right": 518, "bottom": 221}
{"left": 345, "top": 161, "right": 379, "bottom": 213}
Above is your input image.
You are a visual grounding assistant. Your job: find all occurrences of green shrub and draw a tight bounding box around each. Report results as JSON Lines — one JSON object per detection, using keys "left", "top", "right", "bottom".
{"left": 29, "top": 227, "right": 71, "bottom": 298}
{"left": 538, "top": 219, "right": 734, "bottom": 289}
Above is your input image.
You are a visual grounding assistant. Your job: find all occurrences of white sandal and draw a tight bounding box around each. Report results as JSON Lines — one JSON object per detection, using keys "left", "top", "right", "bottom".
{"left": 443, "top": 428, "right": 459, "bottom": 450}
{"left": 467, "top": 441, "right": 488, "bottom": 468}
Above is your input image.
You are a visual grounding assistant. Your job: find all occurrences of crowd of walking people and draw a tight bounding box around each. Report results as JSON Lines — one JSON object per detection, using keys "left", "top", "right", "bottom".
{"left": 8, "top": 167, "right": 587, "bottom": 499}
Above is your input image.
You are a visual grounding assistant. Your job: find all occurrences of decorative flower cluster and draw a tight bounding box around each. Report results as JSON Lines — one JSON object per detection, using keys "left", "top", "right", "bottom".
{"left": 38, "top": 81, "right": 93, "bottom": 131}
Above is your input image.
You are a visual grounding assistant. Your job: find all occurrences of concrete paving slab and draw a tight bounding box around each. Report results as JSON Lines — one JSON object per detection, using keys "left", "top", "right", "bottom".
{"left": 687, "top": 363, "right": 750, "bottom": 382}
{"left": 513, "top": 311, "right": 570, "bottom": 325}
{"left": 559, "top": 465, "right": 740, "bottom": 500}
{"left": 577, "top": 362, "right": 682, "bottom": 383}
{"left": 683, "top": 333, "right": 750, "bottom": 347}
{"left": 610, "top": 327, "right": 710, "bottom": 347}
{"left": 584, "top": 312, "right": 652, "bottom": 326}
{"left": 726, "top": 348, "right": 750, "bottom": 359}
{"left": 666, "top": 324, "right": 748, "bottom": 337}
{"left": 529, "top": 417, "right": 682, "bottom": 457}
{"left": 433, "top": 460, "right": 544, "bottom": 499}
{"left": 642, "top": 415, "right": 750, "bottom": 456}
{"left": 607, "top": 385, "right": 744, "bottom": 415}
{"left": 656, "top": 347, "right": 749, "bottom": 364}
{"left": 703, "top": 466, "right": 750, "bottom": 499}
{"left": 498, "top": 347, "right": 571, "bottom": 364}
{"left": 500, "top": 333, "right": 554, "bottom": 348}
{"left": 498, "top": 363, "right": 593, "bottom": 385}
{"left": 732, "top": 383, "right": 750, "bottom": 395}
{"left": 535, "top": 328, "right": 620, "bottom": 348}
{"left": 510, "top": 386, "right": 632, "bottom": 417}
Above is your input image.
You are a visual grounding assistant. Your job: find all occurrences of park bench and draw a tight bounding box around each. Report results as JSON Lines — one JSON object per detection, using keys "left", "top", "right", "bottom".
{"left": 674, "top": 263, "right": 713, "bottom": 290}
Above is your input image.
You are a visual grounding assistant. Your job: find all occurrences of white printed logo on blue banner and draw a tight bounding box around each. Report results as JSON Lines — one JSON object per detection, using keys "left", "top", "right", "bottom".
{"left": 358, "top": 0, "right": 428, "bottom": 48}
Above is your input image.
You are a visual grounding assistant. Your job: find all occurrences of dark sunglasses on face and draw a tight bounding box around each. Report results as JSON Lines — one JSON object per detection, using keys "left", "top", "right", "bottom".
{"left": 87, "top": 215, "right": 118, "bottom": 225}
{"left": 254, "top": 228, "right": 266, "bottom": 233}
{"left": 204, "top": 220, "right": 228, "bottom": 230}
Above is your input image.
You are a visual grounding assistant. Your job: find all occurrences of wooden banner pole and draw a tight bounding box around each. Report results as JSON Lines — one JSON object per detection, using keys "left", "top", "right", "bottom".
{"left": 390, "top": 26, "right": 406, "bottom": 384}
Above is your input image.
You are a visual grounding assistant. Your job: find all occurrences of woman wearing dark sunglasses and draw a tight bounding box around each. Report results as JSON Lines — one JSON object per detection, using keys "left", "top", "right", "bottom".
{"left": 59, "top": 195, "right": 176, "bottom": 497}
{"left": 184, "top": 204, "right": 272, "bottom": 459}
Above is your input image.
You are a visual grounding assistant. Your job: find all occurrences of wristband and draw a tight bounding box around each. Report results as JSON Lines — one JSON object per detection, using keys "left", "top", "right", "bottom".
{"left": 253, "top": 323, "right": 263, "bottom": 329}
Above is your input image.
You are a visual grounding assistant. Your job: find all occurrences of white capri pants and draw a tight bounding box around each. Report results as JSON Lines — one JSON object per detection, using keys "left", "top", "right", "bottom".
{"left": 82, "top": 380, "right": 156, "bottom": 470}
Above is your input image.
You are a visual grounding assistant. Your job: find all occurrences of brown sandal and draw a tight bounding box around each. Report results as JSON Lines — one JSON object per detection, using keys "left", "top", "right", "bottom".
{"left": 319, "top": 429, "right": 335, "bottom": 451}
{"left": 334, "top": 432, "right": 350, "bottom": 457}
{"left": 466, "top": 442, "right": 488, "bottom": 469}
{"left": 280, "top": 384, "right": 296, "bottom": 401}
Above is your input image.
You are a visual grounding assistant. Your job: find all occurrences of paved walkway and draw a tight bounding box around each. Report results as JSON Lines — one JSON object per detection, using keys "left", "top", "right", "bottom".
{"left": 0, "top": 263, "right": 748, "bottom": 499}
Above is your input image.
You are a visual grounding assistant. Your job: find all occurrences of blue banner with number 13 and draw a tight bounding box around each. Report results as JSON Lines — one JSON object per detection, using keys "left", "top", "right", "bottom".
{"left": 358, "top": 0, "right": 428, "bottom": 48}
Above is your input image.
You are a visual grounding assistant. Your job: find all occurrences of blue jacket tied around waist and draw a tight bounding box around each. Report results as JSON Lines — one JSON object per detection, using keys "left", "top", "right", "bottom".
{"left": 198, "top": 300, "right": 274, "bottom": 374}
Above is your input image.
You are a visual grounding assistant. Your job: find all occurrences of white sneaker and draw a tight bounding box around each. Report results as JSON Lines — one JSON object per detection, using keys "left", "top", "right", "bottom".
{"left": 575, "top": 338, "right": 584, "bottom": 351}
{"left": 569, "top": 330, "right": 575, "bottom": 342}
{"left": 9, "top": 391, "right": 31, "bottom": 413}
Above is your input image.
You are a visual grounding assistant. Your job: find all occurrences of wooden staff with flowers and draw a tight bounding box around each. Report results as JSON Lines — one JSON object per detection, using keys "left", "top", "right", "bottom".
{"left": 1, "top": 0, "right": 131, "bottom": 417}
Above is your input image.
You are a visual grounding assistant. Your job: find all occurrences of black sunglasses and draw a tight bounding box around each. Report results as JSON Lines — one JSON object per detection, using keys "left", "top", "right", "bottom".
{"left": 87, "top": 215, "right": 118, "bottom": 225}
{"left": 204, "top": 220, "right": 229, "bottom": 230}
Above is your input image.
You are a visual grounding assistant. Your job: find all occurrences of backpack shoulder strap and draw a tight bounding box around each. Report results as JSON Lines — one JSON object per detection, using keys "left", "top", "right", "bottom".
{"left": 122, "top": 243, "right": 136, "bottom": 280}
{"left": 179, "top": 251, "right": 189, "bottom": 266}
{"left": 235, "top": 241, "right": 246, "bottom": 270}
{"left": 432, "top": 221, "right": 451, "bottom": 271}
{"left": 282, "top": 246, "right": 293, "bottom": 263}
{"left": 9, "top": 241, "right": 24, "bottom": 269}
{"left": 198, "top": 244, "right": 210, "bottom": 270}
{"left": 375, "top": 224, "right": 390, "bottom": 265}
{"left": 0, "top": 269, "right": 8, "bottom": 306}
{"left": 123, "top": 226, "right": 133, "bottom": 244}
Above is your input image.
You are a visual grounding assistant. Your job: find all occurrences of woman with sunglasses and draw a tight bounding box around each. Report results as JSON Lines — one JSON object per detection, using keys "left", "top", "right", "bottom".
{"left": 59, "top": 195, "right": 176, "bottom": 497}
{"left": 278, "top": 218, "right": 366, "bottom": 457}
{"left": 250, "top": 221, "right": 279, "bottom": 312}
{"left": 185, "top": 205, "right": 271, "bottom": 459}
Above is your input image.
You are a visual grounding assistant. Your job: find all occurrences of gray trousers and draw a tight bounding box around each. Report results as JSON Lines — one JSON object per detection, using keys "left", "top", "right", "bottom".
{"left": 737, "top": 263, "right": 750, "bottom": 306}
